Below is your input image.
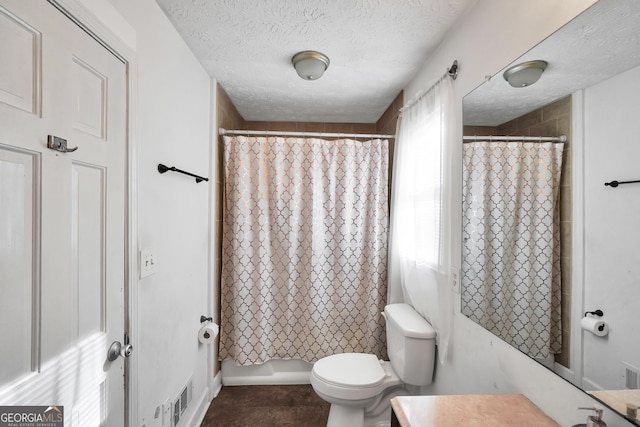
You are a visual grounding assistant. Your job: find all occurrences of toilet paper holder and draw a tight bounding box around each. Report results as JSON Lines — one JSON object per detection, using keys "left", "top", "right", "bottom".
{"left": 584, "top": 309, "right": 603, "bottom": 317}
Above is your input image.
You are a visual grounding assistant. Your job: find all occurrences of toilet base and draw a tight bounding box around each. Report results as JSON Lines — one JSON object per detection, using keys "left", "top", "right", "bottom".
{"left": 364, "top": 407, "right": 393, "bottom": 427}
{"left": 324, "top": 385, "right": 411, "bottom": 427}
{"left": 327, "top": 404, "right": 364, "bottom": 427}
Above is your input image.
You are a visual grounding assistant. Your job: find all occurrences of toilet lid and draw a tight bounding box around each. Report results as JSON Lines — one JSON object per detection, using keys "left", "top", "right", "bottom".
{"left": 312, "top": 353, "right": 385, "bottom": 388}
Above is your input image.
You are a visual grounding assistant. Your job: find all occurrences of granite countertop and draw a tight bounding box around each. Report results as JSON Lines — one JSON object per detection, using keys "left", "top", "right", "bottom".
{"left": 391, "top": 394, "right": 559, "bottom": 427}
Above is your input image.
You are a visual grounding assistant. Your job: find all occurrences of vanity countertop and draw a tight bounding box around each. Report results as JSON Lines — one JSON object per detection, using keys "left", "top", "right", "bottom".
{"left": 589, "top": 389, "right": 640, "bottom": 423}
{"left": 390, "top": 394, "right": 559, "bottom": 427}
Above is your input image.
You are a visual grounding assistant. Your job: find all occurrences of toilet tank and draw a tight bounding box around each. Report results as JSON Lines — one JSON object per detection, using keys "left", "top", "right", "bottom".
{"left": 384, "top": 303, "right": 437, "bottom": 386}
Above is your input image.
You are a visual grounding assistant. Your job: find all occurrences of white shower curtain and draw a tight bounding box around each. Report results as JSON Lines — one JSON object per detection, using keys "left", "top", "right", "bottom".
{"left": 387, "top": 76, "right": 454, "bottom": 364}
{"left": 461, "top": 141, "right": 563, "bottom": 358}
{"left": 220, "top": 135, "right": 389, "bottom": 365}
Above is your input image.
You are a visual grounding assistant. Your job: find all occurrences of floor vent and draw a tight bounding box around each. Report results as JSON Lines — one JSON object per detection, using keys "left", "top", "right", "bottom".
{"left": 622, "top": 362, "right": 640, "bottom": 389}
{"left": 172, "top": 378, "right": 193, "bottom": 426}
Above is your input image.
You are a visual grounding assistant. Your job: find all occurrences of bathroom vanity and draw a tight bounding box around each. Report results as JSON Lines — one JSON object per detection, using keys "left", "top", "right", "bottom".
{"left": 390, "top": 394, "right": 559, "bottom": 426}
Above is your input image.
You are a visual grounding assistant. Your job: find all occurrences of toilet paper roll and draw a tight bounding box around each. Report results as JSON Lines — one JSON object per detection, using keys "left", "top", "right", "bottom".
{"left": 581, "top": 316, "right": 609, "bottom": 337}
{"left": 198, "top": 322, "right": 219, "bottom": 344}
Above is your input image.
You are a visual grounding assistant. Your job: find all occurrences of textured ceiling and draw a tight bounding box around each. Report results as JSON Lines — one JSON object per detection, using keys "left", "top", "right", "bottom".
{"left": 155, "top": 0, "right": 476, "bottom": 123}
{"left": 464, "top": 0, "right": 640, "bottom": 127}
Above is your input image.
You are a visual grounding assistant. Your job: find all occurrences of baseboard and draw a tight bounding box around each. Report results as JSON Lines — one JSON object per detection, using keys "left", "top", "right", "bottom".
{"left": 182, "top": 372, "right": 224, "bottom": 427}
{"left": 582, "top": 377, "right": 602, "bottom": 391}
{"left": 184, "top": 386, "right": 211, "bottom": 427}
{"left": 553, "top": 362, "right": 575, "bottom": 384}
{"left": 211, "top": 371, "right": 223, "bottom": 398}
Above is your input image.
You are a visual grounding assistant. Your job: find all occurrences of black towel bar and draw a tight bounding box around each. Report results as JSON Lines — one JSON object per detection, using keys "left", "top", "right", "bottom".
{"left": 604, "top": 179, "right": 640, "bottom": 187}
{"left": 158, "top": 163, "right": 209, "bottom": 183}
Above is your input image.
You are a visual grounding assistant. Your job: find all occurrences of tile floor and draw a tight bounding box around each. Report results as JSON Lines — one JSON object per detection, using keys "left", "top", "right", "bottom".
{"left": 200, "top": 384, "right": 330, "bottom": 427}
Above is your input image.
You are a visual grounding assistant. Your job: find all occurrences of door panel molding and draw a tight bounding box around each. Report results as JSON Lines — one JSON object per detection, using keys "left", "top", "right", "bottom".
{"left": 71, "top": 161, "right": 107, "bottom": 339}
{"left": 0, "top": 143, "right": 41, "bottom": 383}
{"left": 0, "top": 332, "right": 109, "bottom": 426}
{"left": 71, "top": 56, "right": 107, "bottom": 139}
{"left": 0, "top": 6, "right": 41, "bottom": 116}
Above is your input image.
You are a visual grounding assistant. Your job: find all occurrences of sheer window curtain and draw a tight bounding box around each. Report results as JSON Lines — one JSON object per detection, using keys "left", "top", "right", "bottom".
{"left": 387, "top": 76, "right": 454, "bottom": 364}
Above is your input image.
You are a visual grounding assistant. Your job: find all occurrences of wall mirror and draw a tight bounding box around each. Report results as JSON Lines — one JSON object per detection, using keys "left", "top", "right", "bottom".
{"left": 461, "top": 0, "right": 640, "bottom": 424}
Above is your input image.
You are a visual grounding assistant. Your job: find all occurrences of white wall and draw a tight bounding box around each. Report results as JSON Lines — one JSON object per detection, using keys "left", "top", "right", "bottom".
{"left": 405, "top": 0, "right": 634, "bottom": 425}
{"left": 81, "top": 0, "right": 215, "bottom": 425}
{"left": 582, "top": 64, "right": 640, "bottom": 391}
{"left": 65, "top": 0, "right": 638, "bottom": 425}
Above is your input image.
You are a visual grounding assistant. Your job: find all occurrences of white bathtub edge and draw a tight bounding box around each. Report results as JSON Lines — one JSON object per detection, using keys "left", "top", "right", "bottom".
{"left": 221, "top": 359, "right": 312, "bottom": 386}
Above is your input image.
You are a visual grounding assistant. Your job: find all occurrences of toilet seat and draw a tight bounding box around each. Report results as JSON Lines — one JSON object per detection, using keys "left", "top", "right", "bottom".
{"left": 311, "top": 353, "right": 386, "bottom": 401}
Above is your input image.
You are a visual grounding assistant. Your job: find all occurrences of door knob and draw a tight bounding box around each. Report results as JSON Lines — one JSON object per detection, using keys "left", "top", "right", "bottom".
{"left": 108, "top": 340, "right": 133, "bottom": 361}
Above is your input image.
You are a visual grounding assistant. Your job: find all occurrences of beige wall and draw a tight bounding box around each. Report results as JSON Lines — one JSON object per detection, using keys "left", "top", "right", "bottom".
{"left": 213, "top": 86, "right": 244, "bottom": 373}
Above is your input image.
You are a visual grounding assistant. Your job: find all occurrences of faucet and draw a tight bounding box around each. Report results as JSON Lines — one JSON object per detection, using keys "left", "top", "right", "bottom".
{"left": 577, "top": 406, "right": 606, "bottom": 427}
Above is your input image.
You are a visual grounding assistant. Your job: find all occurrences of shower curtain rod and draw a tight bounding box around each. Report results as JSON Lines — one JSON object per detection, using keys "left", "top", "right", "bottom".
{"left": 219, "top": 127, "right": 395, "bottom": 139}
{"left": 463, "top": 134, "right": 567, "bottom": 143}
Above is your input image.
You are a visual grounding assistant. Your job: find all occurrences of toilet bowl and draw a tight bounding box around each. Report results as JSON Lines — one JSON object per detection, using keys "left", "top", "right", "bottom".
{"left": 310, "top": 304, "right": 436, "bottom": 427}
{"left": 311, "top": 353, "right": 404, "bottom": 426}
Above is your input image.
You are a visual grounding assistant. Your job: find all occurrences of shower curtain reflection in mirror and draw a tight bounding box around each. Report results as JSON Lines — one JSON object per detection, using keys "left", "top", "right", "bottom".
{"left": 461, "top": 141, "right": 564, "bottom": 359}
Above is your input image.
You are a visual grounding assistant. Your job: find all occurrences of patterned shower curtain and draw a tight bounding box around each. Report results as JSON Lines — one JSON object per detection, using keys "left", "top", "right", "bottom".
{"left": 220, "top": 135, "right": 389, "bottom": 366}
{"left": 461, "top": 141, "right": 563, "bottom": 358}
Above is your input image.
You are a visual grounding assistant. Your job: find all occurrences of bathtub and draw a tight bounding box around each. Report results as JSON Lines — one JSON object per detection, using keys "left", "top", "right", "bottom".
{"left": 221, "top": 359, "right": 313, "bottom": 386}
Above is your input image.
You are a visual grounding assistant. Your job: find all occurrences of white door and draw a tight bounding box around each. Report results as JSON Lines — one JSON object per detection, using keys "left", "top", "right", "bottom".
{"left": 0, "top": 1, "right": 128, "bottom": 426}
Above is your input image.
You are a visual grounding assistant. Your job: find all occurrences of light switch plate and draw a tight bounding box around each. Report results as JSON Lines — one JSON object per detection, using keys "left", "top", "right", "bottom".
{"left": 140, "top": 248, "right": 157, "bottom": 278}
{"left": 451, "top": 266, "right": 461, "bottom": 293}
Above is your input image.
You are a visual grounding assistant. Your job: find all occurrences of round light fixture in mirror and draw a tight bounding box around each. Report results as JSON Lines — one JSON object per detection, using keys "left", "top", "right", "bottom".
{"left": 503, "top": 60, "right": 548, "bottom": 87}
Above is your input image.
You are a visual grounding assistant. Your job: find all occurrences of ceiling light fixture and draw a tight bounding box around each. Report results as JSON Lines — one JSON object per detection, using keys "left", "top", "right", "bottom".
{"left": 503, "top": 60, "right": 548, "bottom": 88}
{"left": 292, "top": 51, "right": 330, "bottom": 81}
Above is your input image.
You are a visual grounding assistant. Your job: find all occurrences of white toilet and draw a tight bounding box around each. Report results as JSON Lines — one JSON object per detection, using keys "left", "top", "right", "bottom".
{"left": 310, "top": 303, "right": 437, "bottom": 427}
